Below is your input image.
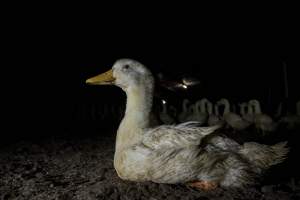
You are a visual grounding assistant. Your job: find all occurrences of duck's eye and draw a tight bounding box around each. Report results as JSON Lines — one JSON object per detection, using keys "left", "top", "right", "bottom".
{"left": 124, "top": 65, "right": 130, "bottom": 69}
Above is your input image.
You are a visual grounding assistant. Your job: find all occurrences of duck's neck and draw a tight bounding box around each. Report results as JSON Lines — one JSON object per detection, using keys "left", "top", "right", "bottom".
{"left": 214, "top": 104, "right": 220, "bottom": 116}
{"left": 200, "top": 99, "right": 208, "bottom": 113}
{"left": 223, "top": 100, "right": 230, "bottom": 114}
{"left": 253, "top": 102, "right": 262, "bottom": 114}
{"left": 207, "top": 102, "right": 213, "bottom": 115}
{"left": 248, "top": 104, "right": 254, "bottom": 115}
{"left": 116, "top": 85, "right": 153, "bottom": 152}
{"left": 240, "top": 104, "right": 246, "bottom": 116}
{"left": 183, "top": 100, "right": 189, "bottom": 112}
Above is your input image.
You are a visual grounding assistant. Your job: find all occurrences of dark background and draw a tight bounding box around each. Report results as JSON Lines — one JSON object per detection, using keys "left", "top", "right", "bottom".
{"left": 3, "top": 12, "right": 299, "bottom": 142}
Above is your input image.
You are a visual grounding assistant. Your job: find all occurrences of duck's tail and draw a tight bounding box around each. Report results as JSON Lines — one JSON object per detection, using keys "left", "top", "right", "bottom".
{"left": 239, "top": 141, "right": 289, "bottom": 170}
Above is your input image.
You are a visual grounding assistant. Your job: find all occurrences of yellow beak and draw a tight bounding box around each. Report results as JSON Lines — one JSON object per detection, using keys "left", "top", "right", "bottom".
{"left": 86, "top": 69, "right": 115, "bottom": 85}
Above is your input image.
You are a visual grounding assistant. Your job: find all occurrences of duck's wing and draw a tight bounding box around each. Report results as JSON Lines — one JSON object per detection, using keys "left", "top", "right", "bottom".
{"left": 205, "top": 135, "right": 241, "bottom": 152}
{"left": 142, "top": 122, "right": 222, "bottom": 150}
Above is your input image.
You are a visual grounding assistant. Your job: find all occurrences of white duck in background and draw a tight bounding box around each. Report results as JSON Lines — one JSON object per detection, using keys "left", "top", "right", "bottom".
{"left": 214, "top": 103, "right": 226, "bottom": 126}
{"left": 159, "top": 99, "right": 176, "bottom": 125}
{"left": 239, "top": 102, "right": 254, "bottom": 123}
{"left": 207, "top": 101, "right": 224, "bottom": 126}
{"left": 217, "top": 98, "right": 251, "bottom": 131}
{"left": 248, "top": 99, "right": 277, "bottom": 134}
{"left": 186, "top": 99, "right": 208, "bottom": 125}
{"left": 178, "top": 99, "right": 191, "bottom": 123}
{"left": 86, "top": 58, "right": 288, "bottom": 190}
{"left": 196, "top": 98, "right": 209, "bottom": 125}
{"left": 238, "top": 103, "right": 248, "bottom": 119}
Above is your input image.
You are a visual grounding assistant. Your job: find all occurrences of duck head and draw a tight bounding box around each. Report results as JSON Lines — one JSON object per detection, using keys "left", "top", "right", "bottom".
{"left": 86, "top": 59, "right": 154, "bottom": 92}
{"left": 216, "top": 98, "right": 229, "bottom": 106}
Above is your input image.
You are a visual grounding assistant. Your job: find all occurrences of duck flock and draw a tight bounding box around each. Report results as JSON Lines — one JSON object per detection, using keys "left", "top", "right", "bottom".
{"left": 77, "top": 95, "right": 300, "bottom": 138}
{"left": 156, "top": 98, "right": 300, "bottom": 135}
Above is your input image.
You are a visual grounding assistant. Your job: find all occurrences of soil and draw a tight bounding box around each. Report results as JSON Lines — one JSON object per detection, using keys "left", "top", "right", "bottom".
{"left": 1, "top": 128, "right": 300, "bottom": 200}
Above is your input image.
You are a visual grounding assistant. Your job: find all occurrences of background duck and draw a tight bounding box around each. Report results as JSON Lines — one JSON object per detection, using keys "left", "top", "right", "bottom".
{"left": 217, "top": 98, "right": 252, "bottom": 131}
{"left": 207, "top": 100, "right": 224, "bottom": 126}
{"left": 178, "top": 99, "right": 191, "bottom": 123}
{"left": 239, "top": 102, "right": 255, "bottom": 123}
{"left": 185, "top": 99, "right": 208, "bottom": 125}
{"left": 249, "top": 99, "right": 278, "bottom": 135}
{"left": 239, "top": 102, "right": 248, "bottom": 120}
{"left": 86, "top": 59, "right": 289, "bottom": 190}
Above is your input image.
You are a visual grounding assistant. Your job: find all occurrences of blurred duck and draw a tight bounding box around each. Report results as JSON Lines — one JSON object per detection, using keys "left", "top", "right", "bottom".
{"left": 207, "top": 100, "right": 225, "bottom": 126}
{"left": 249, "top": 99, "right": 277, "bottom": 134}
{"left": 239, "top": 102, "right": 254, "bottom": 123}
{"left": 217, "top": 98, "right": 251, "bottom": 131}
{"left": 178, "top": 99, "right": 191, "bottom": 123}
{"left": 186, "top": 99, "right": 208, "bottom": 125}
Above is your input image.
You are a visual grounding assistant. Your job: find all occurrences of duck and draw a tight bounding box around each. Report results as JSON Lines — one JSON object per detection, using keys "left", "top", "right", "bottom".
{"left": 248, "top": 99, "right": 277, "bottom": 134}
{"left": 217, "top": 98, "right": 252, "bottom": 131}
{"left": 239, "top": 102, "right": 254, "bottom": 123}
{"left": 238, "top": 102, "right": 248, "bottom": 119}
{"left": 207, "top": 100, "right": 224, "bottom": 126}
{"left": 178, "top": 99, "right": 191, "bottom": 123}
{"left": 86, "top": 59, "right": 288, "bottom": 190}
{"left": 197, "top": 98, "right": 209, "bottom": 124}
{"left": 185, "top": 99, "right": 208, "bottom": 125}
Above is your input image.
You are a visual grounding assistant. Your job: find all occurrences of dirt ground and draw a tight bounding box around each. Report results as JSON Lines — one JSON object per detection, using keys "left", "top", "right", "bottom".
{"left": 1, "top": 129, "right": 300, "bottom": 200}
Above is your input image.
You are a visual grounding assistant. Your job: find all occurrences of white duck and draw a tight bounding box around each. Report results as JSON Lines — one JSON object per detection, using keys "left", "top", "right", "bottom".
{"left": 238, "top": 103, "right": 247, "bottom": 119}
{"left": 239, "top": 102, "right": 254, "bottom": 123}
{"left": 186, "top": 99, "right": 208, "bottom": 125}
{"left": 248, "top": 100, "right": 277, "bottom": 134}
{"left": 207, "top": 101, "right": 224, "bottom": 126}
{"left": 217, "top": 98, "right": 251, "bottom": 131}
{"left": 86, "top": 59, "right": 288, "bottom": 190}
{"left": 178, "top": 99, "right": 191, "bottom": 123}
{"left": 184, "top": 103, "right": 197, "bottom": 121}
